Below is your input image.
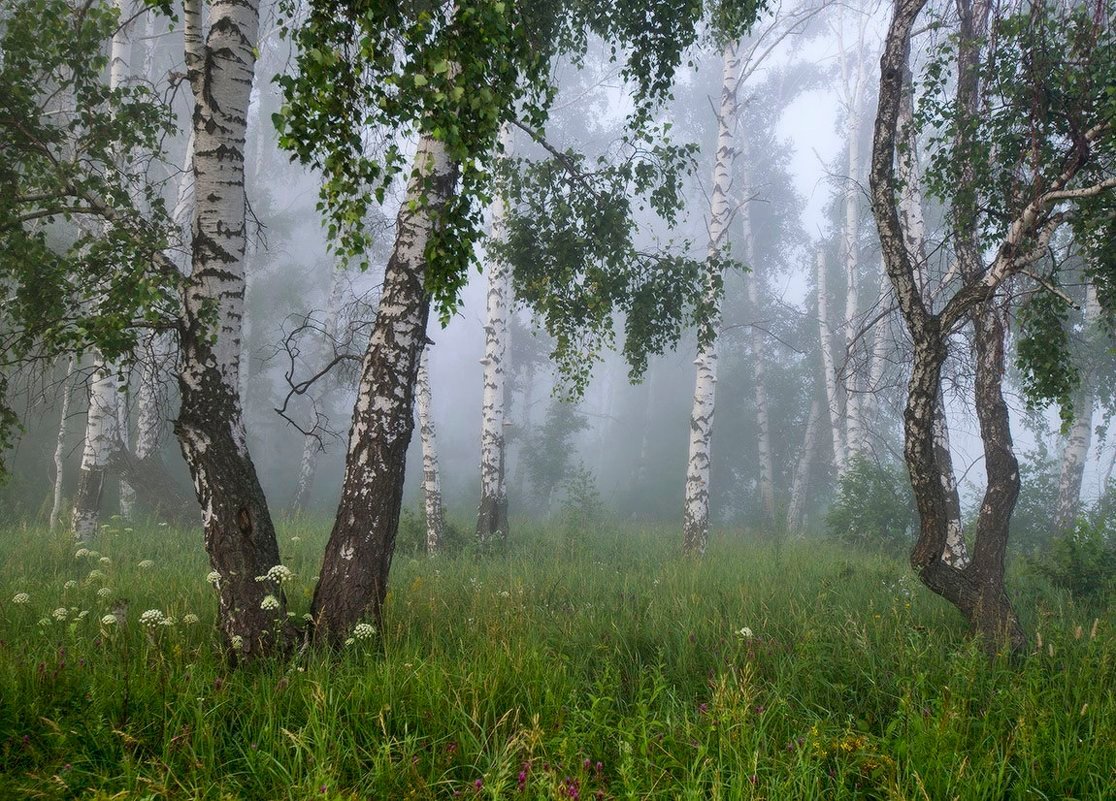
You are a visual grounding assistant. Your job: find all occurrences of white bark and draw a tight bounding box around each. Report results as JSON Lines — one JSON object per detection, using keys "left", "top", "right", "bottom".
{"left": 417, "top": 347, "right": 444, "bottom": 554}
{"left": 116, "top": 389, "right": 135, "bottom": 518}
{"left": 817, "top": 250, "right": 848, "bottom": 475}
{"left": 50, "top": 356, "right": 77, "bottom": 531}
{"left": 740, "top": 166, "right": 775, "bottom": 522}
{"left": 477, "top": 128, "right": 512, "bottom": 543}
{"left": 1054, "top": 285, "right": 1100, "bottom": 532}
{"left": 72, "top": 361, "right": 118, "bottom": 540}
{"left": 682, "top": 40, "right": 741, "bottom": 555}
{"left": 786, "top": 397, "right": 822, "bottom": 533}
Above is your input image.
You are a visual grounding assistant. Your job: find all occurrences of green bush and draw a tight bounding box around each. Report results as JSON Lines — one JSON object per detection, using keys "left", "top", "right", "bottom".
{"left": 826, "top": 456, "right": 915, "bottom": 555}
{"left": 394, "top": 506, "right": 467, "bottom": 557}
{"left": 1030, "top": 516, "right": 1116, "bottom": 606}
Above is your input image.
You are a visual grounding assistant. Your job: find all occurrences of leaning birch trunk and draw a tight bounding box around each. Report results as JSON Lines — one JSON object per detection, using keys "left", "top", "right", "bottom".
{"left": 740, "top": 165, "right": 776, "bottom": 523}
{"left": 310, "top": 133, "right": 456, "bottom": 643}
{"left": 817, "top": 250, "right": 848, "bottom": 475}
{"left": 897, "top": 57, "right": 969, "bottom": 567}
{"left": 476, "top": 142, "right": 512, "bottom": 545}
{"left": 682, "top": 40, "right": 740, "bottom": 556}
{"left": 291, "top": 267, "right": 349, "bottom": 512}
{"left": 50, "top": 356, "right": 77, "bottom": 531}
{"left": 785, "top": 397, "right": 822, "bottom": 533}
{"left": 1054, "top": 285, "right": 1100, "bottom": 534}
{"left": 175, "top": 0, "right": 287, "bottom": 657}
{"left": 417, "top": 347, "right": 444, "bottom": 554}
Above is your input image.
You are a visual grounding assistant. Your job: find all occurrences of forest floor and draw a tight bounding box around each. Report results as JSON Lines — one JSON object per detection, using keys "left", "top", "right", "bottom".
{"left": 0, "top": 517, "right": 1112, "bottom": 800}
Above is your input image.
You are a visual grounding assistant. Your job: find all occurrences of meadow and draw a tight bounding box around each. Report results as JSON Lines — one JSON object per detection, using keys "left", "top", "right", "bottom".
{"left": 0, "top": 517, "right": 1112, "bottom": 800}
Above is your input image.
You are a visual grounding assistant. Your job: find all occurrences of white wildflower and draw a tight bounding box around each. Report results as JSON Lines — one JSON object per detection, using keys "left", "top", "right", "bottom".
{"left": 260, "top": 595, "right": 280, "bottom": 611}
{"left": 98, "top": 557, "right": 111, "bottom": 566}
{"left": 353, "top": 622, "right": 376, "bottom": 640}
{"left": 266, "top": 565, "right": 294, "bottom": 584}
{"left": 182, "top": 613, "right": 200, "bottom": 625}
{"left": 12, "top": 592, "right": 30, "bottom": 605}
{"left": 77, "top": 610, "right": 89, "bottom": 620}
{"left": 100, "top": 614, "right": 118, "bottom": 626}
{"left": 52, "top": 607, "right": 68, "bottom": 621}
{"left": 38, "top": 617, "right": 52, "bottom": 626}
{"left": 96, "top": 587, "right": 113, "bottom": 599}
{"left": 87, "top": 570, "right": 105, "bottom": 581}
{"left": 344, "top": 637, "right": 355, "bottom": 646}
{"left": 74, "top": 548, "right": 90, "bottom": 559}
{"left": 206, "top": 571, "right": 221, "bottom": 586}
{"left": 137, "top": 560, "right": 155, "bottom": 570}
{"left": 498, "top": 590, "right": 510, "bottom": 599}
{"left": 158, "top": 521, "right": 168, "bottom": 527}
{"left": 230, "top": 635, "right": 244, "bottom": 650}
{"left": 302, "top": 613, "right": 314, "bottom": 622}
{"left": 290, "top": 536, "right": 301, "bottom": 543}
{"left": 161, "top": 616, "right": 176, "bottom": 627}
{"left": 64, "top": 580, "right": 77, "bottom": 590}
{"left": 139, "top": 609, "right": 165, "bottom": 627}
{"left": 736, "top": 627, "right": 754, "bottom": 639}
{"left": 124, "top": 527, "right": 133, "bottom": 533}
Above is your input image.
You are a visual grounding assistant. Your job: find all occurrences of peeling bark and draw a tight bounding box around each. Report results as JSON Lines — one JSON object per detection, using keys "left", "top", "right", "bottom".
{"left": 682, "top": 40, "right": 741, "bottom": 556}
{"left": 311, "top": 133, "right": 456, "bottom": 643}
{"left": 417, "top": 347, "right": 445, "bottom": 555}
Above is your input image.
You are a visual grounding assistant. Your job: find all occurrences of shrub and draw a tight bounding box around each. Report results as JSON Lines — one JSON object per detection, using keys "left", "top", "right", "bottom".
{"left": 1030, "top": 516, "right": 1116, "bottom": 606}
{"left": 826, "top": 456, "right": 915, "bottom": 556}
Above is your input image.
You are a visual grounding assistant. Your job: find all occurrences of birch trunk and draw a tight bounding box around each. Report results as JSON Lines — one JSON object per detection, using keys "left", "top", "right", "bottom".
{"left": 116, "top": 391, "right": 135, "bottom": 518}
{"left": 291, "top": 268, "right": 349, "bottom": 512}
{"left": 817, "top": 250, "right": 848, "bottom": 474}
{"left": 476, "top": 141, "right": 512, "bottom": 544}
{"left": 175, "top": 0, "right": 287, "bottom": 657}
{"left": 50, "top": 356, "right": 77, "bottom": 531}
{"left": 311, "top": 133, "right": 456, "bottom": 643}
{"left": 72, "top": 361, "right": 118, "bottom": 541}
{"left": 786, "top": 397, "right": 822, "bottom": 533}
{"left": 682, "top": 40, "right": 740, "bottom": 556}
{"left": 740, "top": 166, "right": 776, "bottom": 523}
{"left": 1054, "top": 286, "right": 1100, "bottom": 533}
{"left": 417, "top": 347, "right": 444, "bottom": 555}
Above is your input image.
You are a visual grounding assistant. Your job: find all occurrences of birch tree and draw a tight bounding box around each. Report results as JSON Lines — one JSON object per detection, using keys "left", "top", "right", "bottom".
{"left": 682, "top": 39, "right": 741, "bottom": 556}
{"left": 869, "top": 0, "right": 1115, "bottom": 652}
{"left": 476, "top": 129, "right": 513, "bottom": 545}
{"left": 417, "top": 346, "right": 445, "bottom": 555}
{"left": 817, "top": 250, "right": 848, "bottom": 474}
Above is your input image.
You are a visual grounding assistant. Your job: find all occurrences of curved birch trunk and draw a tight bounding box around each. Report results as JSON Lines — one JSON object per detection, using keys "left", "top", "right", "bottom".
{"left": 311, "top": 133, "right": 456, "bottom": 643}
{"left": 786, "top": 397, "right": 821, "bottom": 533}
{"left": 417, "top": 347, "right": 444, "bottom": 554}
{"left": 817, "top": 250, "right": 848, "bottom": 475}
{"left": 1054, "top": 286, "right": 1100, "bottom": 534}
{"left": 740, "top": 166, "right": 775, "bottom": 523}
{"left": 682, "top": 40, "right": 740, "bottom": 556}
{"left": 476, "top": 147, "right": 512, "bottom": 544}
{"left": 174, "top": 0, "right": 288, "bottom": 658}
{"left": 50, "top": 355, "right": 77, "bottom": 531}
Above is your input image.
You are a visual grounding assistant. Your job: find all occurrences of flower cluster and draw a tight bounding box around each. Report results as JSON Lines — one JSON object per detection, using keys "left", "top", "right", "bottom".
{"left": 206, "top": 571, "right": 221, "bottom": 586}
{"left": 260, "top": 595, "right": 280, "bottom": 611}
{"left": 101, "top": 614, "right": 117, "bottom": 626}
{"left": 52, "top": 607, "right": 68, "bottom": 621}
{"left": 736, "top": 627, "right": 754, "bottom": 639}
{"left": 183, "top": 613, "right": 200, "bottom": 625}
{"left": 12, "top": 592, "right": 30, "bottom": 605}
{"left": 353, "top": 623, "right": 376, "bottom": 640}
{"left": 137, "top": 560, "right": 155, "bottom": 570}
{"left": 97, "top": 587, "right": 113, "bottom": 599}
{"left": 139, "top": 609, "right": 166, "bottom": 628}
{"left": 256, "top": 565, "right": 294, "bottom": 584}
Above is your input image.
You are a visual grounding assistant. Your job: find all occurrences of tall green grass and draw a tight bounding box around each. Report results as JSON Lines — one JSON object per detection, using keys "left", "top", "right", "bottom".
{"left": 0, "top": 517, "right": 1112, "bottom": 799}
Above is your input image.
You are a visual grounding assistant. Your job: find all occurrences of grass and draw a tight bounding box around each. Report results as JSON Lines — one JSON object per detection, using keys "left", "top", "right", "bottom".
{"left": 0, "top": 516, "right": 1113, "bottom": 800}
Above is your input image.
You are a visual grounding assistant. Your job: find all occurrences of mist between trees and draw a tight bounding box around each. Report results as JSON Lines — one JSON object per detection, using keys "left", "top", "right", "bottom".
{"left": 1, "top": 0, "right": 1115, "bottom": 658}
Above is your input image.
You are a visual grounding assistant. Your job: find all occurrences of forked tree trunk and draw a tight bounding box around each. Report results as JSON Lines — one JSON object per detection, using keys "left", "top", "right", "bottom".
{"left": 175, "top": 0, "right": 287, "bottom": 658}
{"left": 311, "top": 133, "right": 456, "bottom": 643}
{"left": 50, "top": 355, "right": 77, "bottom": 531}
{"left": 817, "top": 250, "right": 848, "bottom": 474}
{"left": 786, "top": 397, "right": 821, "bottom": 533}
{"left": 870, "top": 0, "right": 1023, "bottom": 655}
{"left": 417, "top": 347, "right": 444, "bottom": 554}
{"left": 682, "top": 40, "right": 741, "bottom": 556}
{"left": 1054, "top": 285, "right": 1100, "bottom": 534}
{"left": 476, "top": 149, "right": 512, "bottom": 544}
{"left": 740, "top": 165, "right": 776, "bottom": 523}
